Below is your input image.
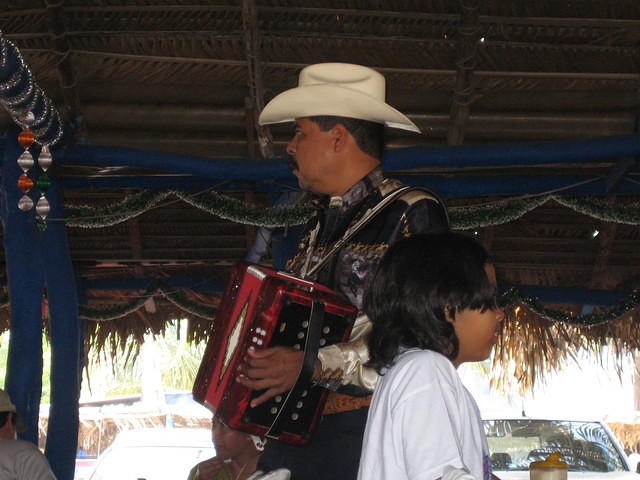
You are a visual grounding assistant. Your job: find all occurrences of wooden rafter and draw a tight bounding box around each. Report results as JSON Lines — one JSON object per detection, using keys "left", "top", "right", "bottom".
{"left": 588, "top": 208, "right": 618, "bottom": 290}
{"left": 447, "top": 0, "right": 481, "bottom": 146}
{"left": 241, "top": 0, "right": 273, "bottom": 160}
{"left": 44, "top": 0, "right": 86, "bottom": 141}
{"left": 126, "top": 218, "right": 144, "bottom": 278}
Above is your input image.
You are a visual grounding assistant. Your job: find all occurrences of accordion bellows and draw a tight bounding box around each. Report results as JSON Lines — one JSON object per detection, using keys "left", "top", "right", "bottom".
{"left": 193, "top": 262, "right": 357, "bottom": 444}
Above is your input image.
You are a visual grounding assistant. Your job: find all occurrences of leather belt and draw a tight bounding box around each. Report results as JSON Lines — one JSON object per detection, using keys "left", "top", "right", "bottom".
{"left": 322, "top": 392, "right": 372, "bottom": 415}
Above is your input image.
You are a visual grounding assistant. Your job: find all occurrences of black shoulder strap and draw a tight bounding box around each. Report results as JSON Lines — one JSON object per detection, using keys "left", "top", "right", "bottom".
{"left": 304, "top": 183, "right": 446, "bottom": 279}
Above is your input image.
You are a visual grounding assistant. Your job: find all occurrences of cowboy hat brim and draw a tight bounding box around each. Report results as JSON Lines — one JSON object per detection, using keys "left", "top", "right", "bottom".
{"left": 258, "top": 84, "right": 420, "bottom": 133}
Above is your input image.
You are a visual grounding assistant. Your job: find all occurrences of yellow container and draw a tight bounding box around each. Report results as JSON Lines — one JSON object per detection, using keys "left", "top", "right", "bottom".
{"left": 529, "top": 453, "right": 568, "bottom": 480}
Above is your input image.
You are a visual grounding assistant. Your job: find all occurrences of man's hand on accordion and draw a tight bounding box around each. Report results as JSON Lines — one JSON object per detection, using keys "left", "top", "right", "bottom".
{"left": 237, "top": 346, "right": 321, "bottom": 407}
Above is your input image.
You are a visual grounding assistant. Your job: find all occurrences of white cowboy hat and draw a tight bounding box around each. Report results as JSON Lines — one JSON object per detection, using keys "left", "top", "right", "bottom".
{"left": 258, "top": 63, "right": 420, "bottom": 133}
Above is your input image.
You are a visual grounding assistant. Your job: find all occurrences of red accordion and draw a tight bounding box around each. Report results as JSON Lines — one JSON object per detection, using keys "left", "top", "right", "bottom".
{"left": 193, "top": 262, "right": 358, "bottom": 444}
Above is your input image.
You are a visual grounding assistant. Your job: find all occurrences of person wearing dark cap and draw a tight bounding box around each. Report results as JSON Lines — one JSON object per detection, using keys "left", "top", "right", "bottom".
{"left": 0, "top": 388, "right": 57, "bottom": 479}
{"left": 237, "top": 63, "right": 450, "bottom": 479}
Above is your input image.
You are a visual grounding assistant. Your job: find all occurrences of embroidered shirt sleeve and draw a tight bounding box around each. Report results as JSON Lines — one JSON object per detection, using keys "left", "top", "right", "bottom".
{"left": 316, "top": 313, "right": 378, "bottom": 391}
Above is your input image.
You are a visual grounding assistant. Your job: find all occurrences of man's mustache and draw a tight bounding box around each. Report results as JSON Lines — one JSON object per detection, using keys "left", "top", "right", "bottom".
{"left": 284, "top": 153, "right": 297, "bottom": 171}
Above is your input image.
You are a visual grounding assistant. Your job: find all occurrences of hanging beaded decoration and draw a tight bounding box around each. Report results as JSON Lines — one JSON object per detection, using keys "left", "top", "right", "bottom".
{"left": 0, "top": 31, "right": 64, "bottom": 231}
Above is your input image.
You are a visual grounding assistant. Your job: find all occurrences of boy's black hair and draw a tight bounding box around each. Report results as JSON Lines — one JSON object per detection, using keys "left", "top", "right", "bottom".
{"left": 308, "top": 115, "right": 385, "bottom": 159}
{"left": 364, "top": 232, "right": 497, "bottom": 373}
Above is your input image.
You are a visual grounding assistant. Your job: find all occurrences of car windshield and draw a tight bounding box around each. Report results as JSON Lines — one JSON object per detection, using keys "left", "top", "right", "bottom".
{"left": 90, "top": 445, "right": 214, "bottom": 480}
{"left": 483, "top": 420, "right": 628, "bottom": 473}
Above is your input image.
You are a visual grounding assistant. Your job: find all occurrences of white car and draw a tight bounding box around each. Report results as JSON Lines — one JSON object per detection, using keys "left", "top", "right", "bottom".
{"left": 483, "top": 419, "right": 638, "bottom": 480}
{"left": 88, "top": 428, "right": 215, "bottom": 480}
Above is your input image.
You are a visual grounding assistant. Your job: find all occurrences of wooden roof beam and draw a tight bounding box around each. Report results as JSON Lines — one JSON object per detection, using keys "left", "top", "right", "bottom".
{"left": 242, "top": 0, "right": 273, "bottom": 160}
{"left": 36, "top": 6, "right": 640, "bottom": 30}
{"left": 127, "top": 218, "right": 144, "bottom": 278}
{"left": 45, "top": 0, "right": 86, "bottom": 142}
{"left": 588, "top": 219, "right": 618, "bottom": 290}
{"left": 21, "top": 49, "right": 640, "bottom": 82}
{"left": 447, "top": 0, "right": 481, "bottom": 146}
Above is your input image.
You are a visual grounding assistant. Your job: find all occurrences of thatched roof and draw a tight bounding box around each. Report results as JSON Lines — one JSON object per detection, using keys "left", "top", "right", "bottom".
{"left": 0, "top": 1, "right": 639, "bottom": 389}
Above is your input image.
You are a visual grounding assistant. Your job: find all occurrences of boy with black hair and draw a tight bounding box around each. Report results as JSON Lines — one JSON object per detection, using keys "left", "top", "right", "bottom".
{"left": 358, "top": 233, "right": 504, "bottom": 480}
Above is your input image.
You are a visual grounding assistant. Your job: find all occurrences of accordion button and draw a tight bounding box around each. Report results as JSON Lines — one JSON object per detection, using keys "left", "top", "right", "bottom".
{"left": 257, "top": 340, "right": 264, "bottom": 346}
{"left": 252, "top": 336, "right": 258, "bottom": 343}
{"left": 291, "top": 413, "right": 299, "bottom": 421}
{"left": 302, "top": 321, "right": 309, "bottom": 328}
{"left": 301, "top": 390, "right": 308, "bottom": 397}
{"left": 296, "top": 401, "right": 303, "bottom": 409}
{"left": 322, "top": 326, "right": 330, "bottom": 334}
{"left": 275, "top": 395, "right": 283, "bottom": 403}
{"left": 294, "top": 344, "right": 301, "bottom": 350}
{"left": 319, "top": 339, "right": 326, "bottom": 346}
{"left": 270, "top": 407, "right": 278, "bottom": 414}
{"left": 297, "top": 332, "right": 305, "bottom": 339}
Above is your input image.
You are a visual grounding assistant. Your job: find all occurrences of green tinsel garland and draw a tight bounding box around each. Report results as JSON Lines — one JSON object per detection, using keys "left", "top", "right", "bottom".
{"left": 78, "top": 281, "right": 216, "bottom": 321}
{"left": 66, "top": 190, "right": 173, "bottom": 228}
{"left": 79, "top": 296, "right": 147, "bottom": 321}
{"left": 63, "top": 189, "right": 640, "bottom": 230}
{"left": 554, "top": 196, "right": 640, "bottom": 225}
{"left": 79, "top": 285, "right": 152, "bottom": 321}
{"left": 498, "top": 287, "right": 640, "bottom": 326}
{"left": 448, "top": 196, "right": 550, "bottom": 230}
{"left": 173, "top": 190, "right": 312, "bottom": 228}
{"left": 156, "top": 283, "right": 216, "bottom": 319}
{"left": 65, "top": 189, "right": 312, "bottom": 228}
{"left": 498, "top": 287, "right": 521, "bottom": 309}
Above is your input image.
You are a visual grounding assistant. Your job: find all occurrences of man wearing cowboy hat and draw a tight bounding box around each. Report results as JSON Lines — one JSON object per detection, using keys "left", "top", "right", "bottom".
{"left": 0, "top": 388, "right": 57, "bottom": 479}
{"left": 238, "top": 63, "right": 449, "bottom": 479}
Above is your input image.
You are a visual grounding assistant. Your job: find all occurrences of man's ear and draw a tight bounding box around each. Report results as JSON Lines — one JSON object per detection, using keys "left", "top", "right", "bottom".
{"left": 331, "top": 123, "right": 349, "bottom": 152}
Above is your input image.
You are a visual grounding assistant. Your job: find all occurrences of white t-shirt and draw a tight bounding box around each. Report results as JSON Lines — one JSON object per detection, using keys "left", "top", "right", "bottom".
{"left": 357, "top": 349, "right": 491, "bottom": 480}
{"left": 0, "top": 438, "right": 57, "bottom": 480}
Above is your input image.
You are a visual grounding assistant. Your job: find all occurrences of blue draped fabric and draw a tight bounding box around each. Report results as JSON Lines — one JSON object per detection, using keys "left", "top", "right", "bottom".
{"left": 42, "top": 178, "right": 81, "bottom": 480}
{"left": 54, "top": 134, "right": 640, "bottom": 177}
{"left": 9, "top": 133, "right": 635, "bottom": 196}
{"left": 1, "top": 132, "right": 45, "bottom": 445}
{"left": 51, "top": 173, "right": 640, "bottom": 196}
{"left": 0, "top": 132, "right": 80, "bottom": 480}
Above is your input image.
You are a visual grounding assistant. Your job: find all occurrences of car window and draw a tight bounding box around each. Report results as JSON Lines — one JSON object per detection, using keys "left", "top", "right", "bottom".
{"left": 90, "top": 445, "right": 215, "bottom": 480}
{"left": 483, "top": 420, "right": 628, "bottom": 473}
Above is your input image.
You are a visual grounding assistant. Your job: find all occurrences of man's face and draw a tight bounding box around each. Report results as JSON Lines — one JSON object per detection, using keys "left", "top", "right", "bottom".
{"left": 285, "top": 118, "right": 340, "bottom": 195}
{"left": 0, "top": 412, "right": 16, "bottom": 440}
{"left": 211, "top": 417, "right": 253, "bottom": 460}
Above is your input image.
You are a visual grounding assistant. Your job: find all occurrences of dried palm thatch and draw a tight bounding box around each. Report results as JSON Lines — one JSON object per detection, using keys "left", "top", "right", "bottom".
{"left": 84, "top": 301, "right": 214, "bottom": 365}
{"left": 1, "top": 286, "right": 639, "bottom": 394}
{"left": 608, "top": 421, "right": 640, "bottom": 454}
{"left": 491, "top": 302, "right": 640, "bottom": 394}
{"left": 38, "top": 408, "right": 211, "bottom": 456}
